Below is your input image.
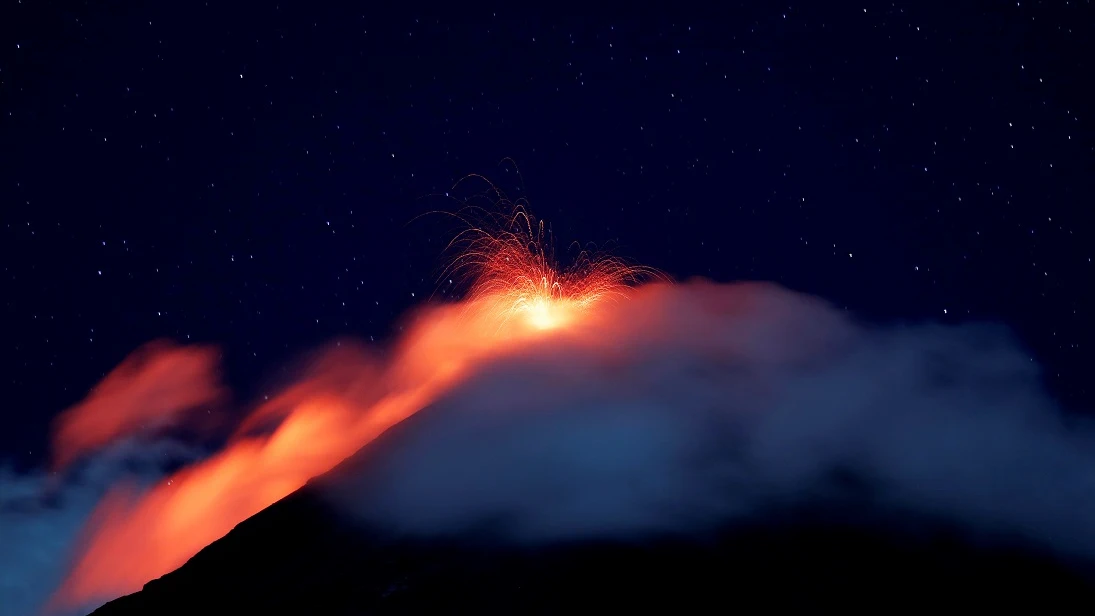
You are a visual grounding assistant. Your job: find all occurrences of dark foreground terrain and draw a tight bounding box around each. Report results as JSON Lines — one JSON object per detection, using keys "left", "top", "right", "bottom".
{"left": 89, "top": 402, "right": 1095, "bottom": 615}
{"left": 89, "top": 486, "right": 1094, "bottom": 615}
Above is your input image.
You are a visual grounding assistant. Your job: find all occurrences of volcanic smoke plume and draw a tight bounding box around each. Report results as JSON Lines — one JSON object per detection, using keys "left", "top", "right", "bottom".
{"left": 333, "top": 280, "right": 1095, "bottom": 551}
{"left": 3, "top": 201, "right": 1093, "bottom": 615}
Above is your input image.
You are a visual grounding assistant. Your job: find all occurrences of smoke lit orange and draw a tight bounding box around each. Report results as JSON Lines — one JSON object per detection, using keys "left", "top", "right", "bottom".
{"left": 47, "top": 178, "right": 666, "bottom": 613}
{"left": 52, "top": 341, "right": 224, "bottom": 470}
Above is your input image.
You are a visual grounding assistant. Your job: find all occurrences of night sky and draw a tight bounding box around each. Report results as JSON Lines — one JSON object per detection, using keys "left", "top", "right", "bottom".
{"left": 3, "top": 2, "right": 1092, "bottom": 471}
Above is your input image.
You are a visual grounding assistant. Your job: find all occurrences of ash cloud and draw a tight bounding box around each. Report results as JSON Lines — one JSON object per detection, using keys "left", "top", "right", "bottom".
{"left": 1, "top": 440, "right": 203, "bottom": 616}
{"left": 4, "top": 280, "right": 1093, "bottom": 615}
{"left": 2, "top": 338, "right": 222, "bottom": 616}
{"left": 330, "top": 280, "right": 1095, "bottom": 560}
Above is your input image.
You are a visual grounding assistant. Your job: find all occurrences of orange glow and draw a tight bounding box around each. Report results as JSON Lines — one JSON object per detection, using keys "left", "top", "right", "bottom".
{"left": 52, "top": 341, "right": 224, "bottom": 470}
{"left": 437, "top": 178, "right": 661, "bottom": 336}
{"left": 48, "top": 188, "right": 665, "bottom": 611}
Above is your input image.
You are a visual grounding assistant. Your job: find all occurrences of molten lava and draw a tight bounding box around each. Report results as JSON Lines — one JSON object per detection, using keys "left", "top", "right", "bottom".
{"left": 439, "top": 180, "right": 659, "bottom": 335}
{"left": 47, "top": 185, "right": 664, "bottom": 612}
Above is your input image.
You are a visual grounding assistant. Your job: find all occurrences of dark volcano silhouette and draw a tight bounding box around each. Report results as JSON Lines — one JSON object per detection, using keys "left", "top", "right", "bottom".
{"left": 87, "top": 492, "right": 1095, "bottom": 614}
{"left": 88, "top": 406, "right": 1095, "bottom": 615}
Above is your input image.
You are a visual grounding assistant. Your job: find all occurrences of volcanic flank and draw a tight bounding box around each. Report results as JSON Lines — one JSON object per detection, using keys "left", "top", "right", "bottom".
{"left": 88, "top": 277, "right": 1095, "bottom": 614}
{"left": 89, "top": 406, "right": 1095, "bottom": 615}
{"left": 18, "top": 197, "right": 1095, "bottom": 615}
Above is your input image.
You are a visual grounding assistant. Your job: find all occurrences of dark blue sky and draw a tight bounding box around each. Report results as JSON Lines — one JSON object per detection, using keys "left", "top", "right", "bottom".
{"left": 2, "top": 2, "right": 1092, "bottom": 468}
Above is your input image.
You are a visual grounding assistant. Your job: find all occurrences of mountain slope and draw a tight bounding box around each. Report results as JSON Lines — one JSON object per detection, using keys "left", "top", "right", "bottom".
{"left": 90, "top": 403, "right": 1095, "bottom": 614}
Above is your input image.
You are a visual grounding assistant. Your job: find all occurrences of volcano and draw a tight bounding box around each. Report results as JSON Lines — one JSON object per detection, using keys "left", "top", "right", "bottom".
{"left": 41, "top": 273, "right": 1095, "bottom": 615}
{"left": 88, "top": 408, "right": 1095, "bottom": 615}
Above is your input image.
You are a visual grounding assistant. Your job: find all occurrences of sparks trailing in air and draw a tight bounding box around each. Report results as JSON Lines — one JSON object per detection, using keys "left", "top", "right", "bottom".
{"left": 434, "top": 175, "right": 666, "bottom": 334}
